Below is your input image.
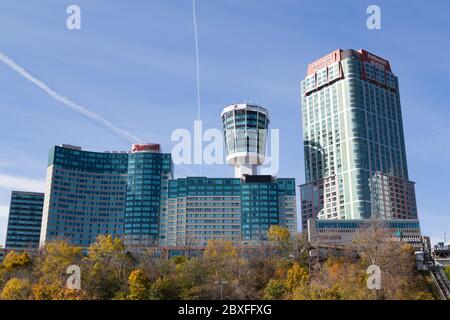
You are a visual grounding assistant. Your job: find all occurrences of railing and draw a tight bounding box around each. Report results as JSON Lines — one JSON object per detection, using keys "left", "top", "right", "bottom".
{"left": 425, "top": 256, "right": 450, "bottom": 300}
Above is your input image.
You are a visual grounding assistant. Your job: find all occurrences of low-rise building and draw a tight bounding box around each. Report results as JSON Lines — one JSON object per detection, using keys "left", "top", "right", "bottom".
{"left": 307, "top": 218, "right": 422, "bottom": 250}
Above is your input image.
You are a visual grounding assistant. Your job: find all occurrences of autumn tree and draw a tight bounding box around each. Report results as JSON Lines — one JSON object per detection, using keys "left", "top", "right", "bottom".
{"left": 128, "top": 269, "right": 151, "bottom": 300}
{"left": 263, "top": 279, "right": 286, "bottom": 300}
{"left": 285, "top": 262, "right": 309, "bottom": 293}
{"left": 352, "top": 221, "right": 431, "bottom": 299}
{"left": 150, "top": 275, "right": 180, "bottom": 300}
{"left": 1, "top": 277, "right": 32, "bottom": 300}
{"left": 2, "top": 251, "right": 32, "bottom": 272}
{"left": 84, "top": 235, "right": 135, "bottom": 299}
{"left": 203, "top": 240, "right": 242, "bottom": 299}
{"left": 32, "top": 240, "right": 84, "bottom": 300}
{"left": 176, "top": 257, "right": 210, "bottom": 299}
{"left": 268, "top": 225, "right": 292, "bottom": 256}
{"left": 298, "top": 257, "right": 370, "bottom": 300}
{"left": 263, "top": 262, "right": 310, "bottom": 300}
{"left": 1, "top": 251, "right": 33, "bottom": 284}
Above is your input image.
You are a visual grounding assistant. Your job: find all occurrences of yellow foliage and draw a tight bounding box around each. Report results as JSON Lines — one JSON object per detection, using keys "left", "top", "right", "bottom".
{"left": 87, "top": 235, "right": 125, "bottom": 262}
{"left": 204, "top": 240, "right": 237, "bottom": 260}
{"left": 2, "top": 251, "right": 31, "bottom": 272}
{"left": 128, "top": 269, "right": 151, "bottom": 300}
{"left": 32, "top": 279, "right": 89, "bottom": 300}
{"left": 268, "top": 226, "right": 291, "bottom": 244}
{"left": 32, "top": 282, "right": 62, "bottom": 300}
{"left": 0, "top": 277, "right": 31, "bottom": 300}
{"left": 39, "top": 241, "right": 83, "bottom": 277}
{"left": 285, "top": 262, "right": 309, "bottom": 292}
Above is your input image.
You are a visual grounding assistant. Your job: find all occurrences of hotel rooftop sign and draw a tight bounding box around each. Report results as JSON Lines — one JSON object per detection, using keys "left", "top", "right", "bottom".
{"left": 358, "top": 49, "right": 392, "bottom": 72}
{"left": 131, "top": 143, "right": 161, "bottom": 153}
{"left": 307, "top": 49, "right": 342, "bottom": 75}
{"left": 306, "top": 49, "right": 392, "bottom": 76}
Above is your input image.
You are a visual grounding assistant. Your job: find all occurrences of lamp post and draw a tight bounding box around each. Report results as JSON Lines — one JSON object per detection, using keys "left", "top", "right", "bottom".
{"left": 214, "top": 279, "right": 229, "bottom": 300}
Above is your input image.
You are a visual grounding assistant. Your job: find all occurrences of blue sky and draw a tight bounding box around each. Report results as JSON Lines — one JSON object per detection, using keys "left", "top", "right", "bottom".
{"left": 0, "top": 0, "right": 449, "bottom": 246}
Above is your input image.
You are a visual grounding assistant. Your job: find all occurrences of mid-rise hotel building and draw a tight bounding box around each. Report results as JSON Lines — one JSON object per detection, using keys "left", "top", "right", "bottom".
{"left": 39, "top": 143, "right": 172, "bottom": 248}
{"left": 5, "top": 191, "right": 44, "bottom": 251}
{"left": 164, "top": 175, "right": 296, "bottom": 247}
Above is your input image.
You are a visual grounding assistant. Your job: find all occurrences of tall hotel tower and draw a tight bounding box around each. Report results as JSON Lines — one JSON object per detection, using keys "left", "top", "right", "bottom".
{"left": 300, "top": 49, "right": 418, "bottom": 230}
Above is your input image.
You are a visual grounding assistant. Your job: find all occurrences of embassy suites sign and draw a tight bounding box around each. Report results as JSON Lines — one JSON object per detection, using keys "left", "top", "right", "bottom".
{"left": 359, "top": 49, "right": 392, "bottom": 72}
{"left": 306, "top": 49, "right": 392, "bottom": 75}
{"left": 307, "top": 49, "right": 342, "bottom": 75}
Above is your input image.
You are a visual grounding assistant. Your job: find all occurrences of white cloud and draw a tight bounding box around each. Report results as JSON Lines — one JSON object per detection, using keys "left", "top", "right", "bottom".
{"left": 0, "top": 174, "right": 45, "bottom": 192}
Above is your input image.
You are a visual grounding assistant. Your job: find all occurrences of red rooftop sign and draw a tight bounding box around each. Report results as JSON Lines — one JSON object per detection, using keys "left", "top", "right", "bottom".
{"left": 358, "top": 49, "right": 391, "bottom": 72}
{"left": 307, "top": 49, "right": 342, "bottom": 75}
{"left": 131, "top": 143, "right": 161, "bottom": 153}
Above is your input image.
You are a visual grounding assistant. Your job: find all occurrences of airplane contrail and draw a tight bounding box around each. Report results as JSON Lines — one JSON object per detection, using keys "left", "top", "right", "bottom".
{"left": 193, "top": 0, "right": 203, "bottom": 176}
{"left": 193, "top": 0, "right": 201, "bottom": 122}
{"left": 0, "top": 50, "right": 142, "bottom": 143}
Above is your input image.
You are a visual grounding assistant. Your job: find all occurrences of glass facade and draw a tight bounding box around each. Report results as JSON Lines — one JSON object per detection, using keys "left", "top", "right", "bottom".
{"left": 222, "top": 105, "right": 269, "bottom": 156}
{"left": 165, "top": 176, "right": 296, "bottom": 247}
{"left": 221, "top": 103, "right": 270, "bottom": 177}
{"left": 31, "top": 144, "right": 296, "bottom": 249}
{"left": 5, "top": 191, "right": 44, "bottom": 251}
{"left": 125, "top": 152, "right": 172, "bottom": 247}
{"left": 40, "top": 144, "right": 173, "bottom": 248}
{"left": 309, "top": 218, "right": 422, "bottom": 250}
{"left": 300, "top": 49, "right": 418, "bottom": 229}
{"left": 241, "top": 179, "right": 279, "bottom": 241}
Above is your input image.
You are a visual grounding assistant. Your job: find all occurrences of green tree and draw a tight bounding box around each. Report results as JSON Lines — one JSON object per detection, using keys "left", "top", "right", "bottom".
{"left": 150, "top": 276, "right": 180, "bottom": 300}
{"left": 444, "top": 266, "right": 450, "bottom": 281}
{"left": 263, "top": 279, "right": 286, "bottom": 300}
{"left": 176, "top": 257, "right": 211, "bottom": 300}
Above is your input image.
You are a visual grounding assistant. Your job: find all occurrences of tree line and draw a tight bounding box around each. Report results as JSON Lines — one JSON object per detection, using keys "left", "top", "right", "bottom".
{"left": 0, "top": 225, "right": 438, "bottom": 300}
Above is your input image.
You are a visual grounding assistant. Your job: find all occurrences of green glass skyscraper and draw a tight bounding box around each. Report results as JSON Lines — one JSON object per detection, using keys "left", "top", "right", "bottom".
{"left": 300, "top": 49, "right": 418, "bottom": 230}
{"left": 125, "top": 144, "right": 173, "bottom": 247}
{"left": 39, "top": 143, "right": 173, "bottom": 248}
